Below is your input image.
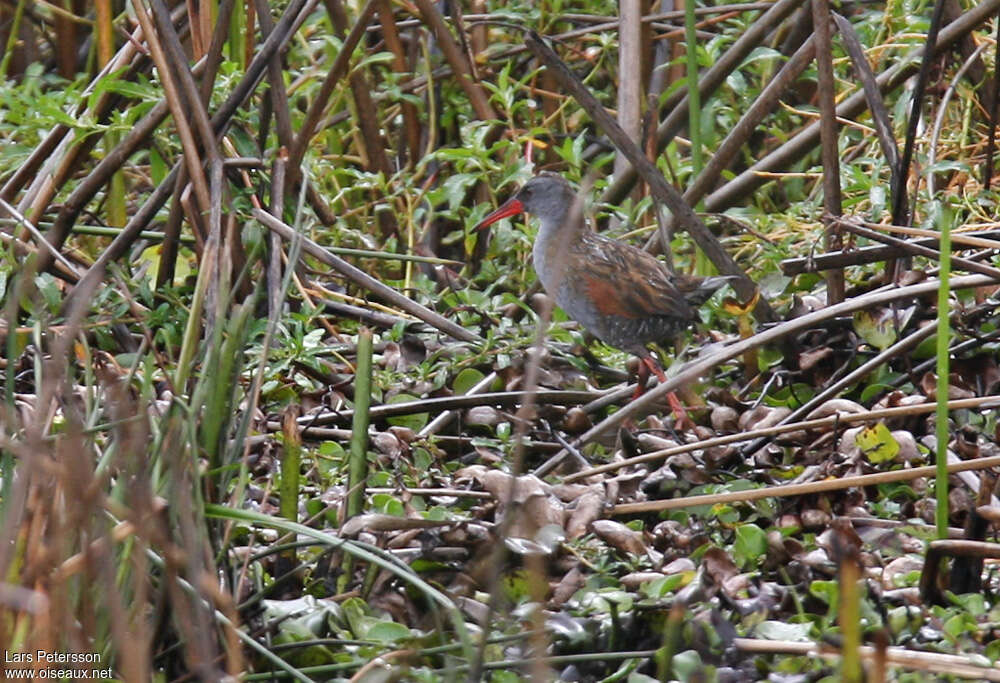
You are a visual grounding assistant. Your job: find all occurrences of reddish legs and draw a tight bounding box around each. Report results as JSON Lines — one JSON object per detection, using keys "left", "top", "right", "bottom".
{"left": 634, "top": 355, "right": 692, "bottom": 429}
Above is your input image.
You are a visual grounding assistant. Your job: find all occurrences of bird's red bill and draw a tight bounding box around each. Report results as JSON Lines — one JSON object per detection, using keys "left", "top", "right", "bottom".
{"left": 475, "top": 198, "right": 525, "bottom": 230}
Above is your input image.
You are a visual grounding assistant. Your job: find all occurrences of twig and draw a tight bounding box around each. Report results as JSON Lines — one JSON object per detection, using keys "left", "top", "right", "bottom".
{"left": 833, "top": 218, "right": 1000, "bottom": 280}
{"left": 813, "top": 0, "right": 844, "bottom": 303}
{"left": 0, "top": 199, "right": 82, "bottom": 278}
{"left": 733, "top": 637, "right": 1000, "bottom": 680}
{"left": 613, "top": 453, "right": 1000, "bottom": 514}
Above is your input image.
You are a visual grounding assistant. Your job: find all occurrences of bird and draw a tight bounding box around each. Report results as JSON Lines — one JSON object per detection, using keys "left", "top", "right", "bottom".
{"left": 475, "top": 172, "right": 733, "bottom": 423}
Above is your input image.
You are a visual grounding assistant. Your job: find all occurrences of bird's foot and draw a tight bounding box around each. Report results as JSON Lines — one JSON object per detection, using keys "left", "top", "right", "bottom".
{"left": 666, "top": 390, "right": 694, "bottom": 431}
{"left": 632, "top": 356, "right": 694, "bottom": 429}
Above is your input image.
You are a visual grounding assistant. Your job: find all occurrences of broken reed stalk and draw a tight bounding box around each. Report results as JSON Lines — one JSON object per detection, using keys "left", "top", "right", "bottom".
{"left": 347, "top": 327, "right": 373, "bottom": 522}
{"left": 279, "top": 405, "right": 303, "bottom": 577}
{"left": 838, "top": 543, "right": 862, "bottom": 683}
{"left": 280, "top": 406, "right": 303, "bottom": 524}
{"left": 252, "top": 208, "right": 479, "bottom": 342}
{"left": 341, "top": 327, "right": 373, "bottom": 593}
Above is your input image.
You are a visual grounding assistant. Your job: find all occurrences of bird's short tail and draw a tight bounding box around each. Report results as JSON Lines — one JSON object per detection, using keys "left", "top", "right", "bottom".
{"left": 682, "top": 275, "right": 738, "bottom": 307}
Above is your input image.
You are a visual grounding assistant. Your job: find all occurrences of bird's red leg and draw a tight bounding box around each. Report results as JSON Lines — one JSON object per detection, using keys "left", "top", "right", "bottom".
{"left": 640, "top": 356, "right": 692, "bottom": 429}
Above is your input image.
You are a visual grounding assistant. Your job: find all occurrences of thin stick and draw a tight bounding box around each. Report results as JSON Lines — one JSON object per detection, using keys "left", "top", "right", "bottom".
{"left": 732, "top": 638, "right": 1000, "bottom": 681}
{"left": 612, "top": 454, "right": 1000, "bottom": 515}
{"left": 833, "top": 218, "right": 1000, "bottom": 280}
{"left": 812, "top": 0, "right": 844, "bottom": 303}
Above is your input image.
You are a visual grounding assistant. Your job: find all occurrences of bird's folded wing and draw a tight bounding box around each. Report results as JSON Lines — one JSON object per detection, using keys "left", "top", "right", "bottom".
{"left": 576, "top": 236, "right": 693, "bottom": 321}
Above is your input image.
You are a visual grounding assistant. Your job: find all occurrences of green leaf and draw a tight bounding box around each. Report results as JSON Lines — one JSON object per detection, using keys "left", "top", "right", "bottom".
{"left": 754, "top": 620, "right": 813, "bottom": 641}
{"left": 671, "top": 651, "right": 705, "bottom": 681}
{"left": 149, "top": 147, "right": 167, "bottom": 186}
{"left": 372, "top": 493, "right": 405, "bottom": 516}
{"left": 733, "top": 523, "right": 767, "bottom": 568}
{"left": 986, "top": 638, "right": 1000, "bottom": 663}
{"left": 855, "top": 423, "right": 900, "bottom": 463}
{"left": 809, "top": 580, "right": 838, "bottom": 606}
{"left": 453, "top": 367, "right": 486, "bottom": 395}
{"left": 854, "top": 309, "right": 895, "bottom": 350}
{"left": 948, "top": 592, "right": 987, "bottom": 617}
{"left": 853, "top": 306, "right": 913, "bottom": 350}
{"left": 386, "top": 393, "right": 429, "bottom": 430}
{"left": 365, "top": 620, "right": 412, "bottom": 644}
{"left": 943, "top": 611, "right": 978, "bottom": 640}
{"left": 640, "top": 572, "right": 692, "bottom": 597}
{"left": 316, "top": 441, "right": 345, "bottom": 479}
{"left": 442, "top": 172, "right": 477, "bottom": 212}
{"left": 99, "top": 77, "right": 158, "bottom": 101}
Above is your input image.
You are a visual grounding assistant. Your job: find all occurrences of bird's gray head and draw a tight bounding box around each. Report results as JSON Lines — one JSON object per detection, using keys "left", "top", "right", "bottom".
{"left": 511, "top": 173, "right": 576, "bottom": 219}
{"left": 476, "top": 172, "right": 579, "bottom": 231}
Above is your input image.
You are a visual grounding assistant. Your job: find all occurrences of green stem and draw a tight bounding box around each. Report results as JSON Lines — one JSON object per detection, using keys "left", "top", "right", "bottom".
{"left": 279, "top": 409, "right": 302, "bottom": 527}
{"left": 0, "top": 0, "right": 27, "bottom": 79}
{"left": 935, "top": 203, "right": 953, "bottom": 539}
{"left": 839, "top": 559, "right": 861, "bottom": 682}
{"left": 340, "top": 328, "right": 373, "bottom": 592}
{"left": 347, "top": 328, "right": 373, "bottom": 520}
{"left": 174, "top": 235, "right": 213, "bottom": 392}
{"left": 684, "top": 0, "right": 702, "bottom": 176}
{"left": 685, "top": 0, "right": 710, "bottom": 275}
